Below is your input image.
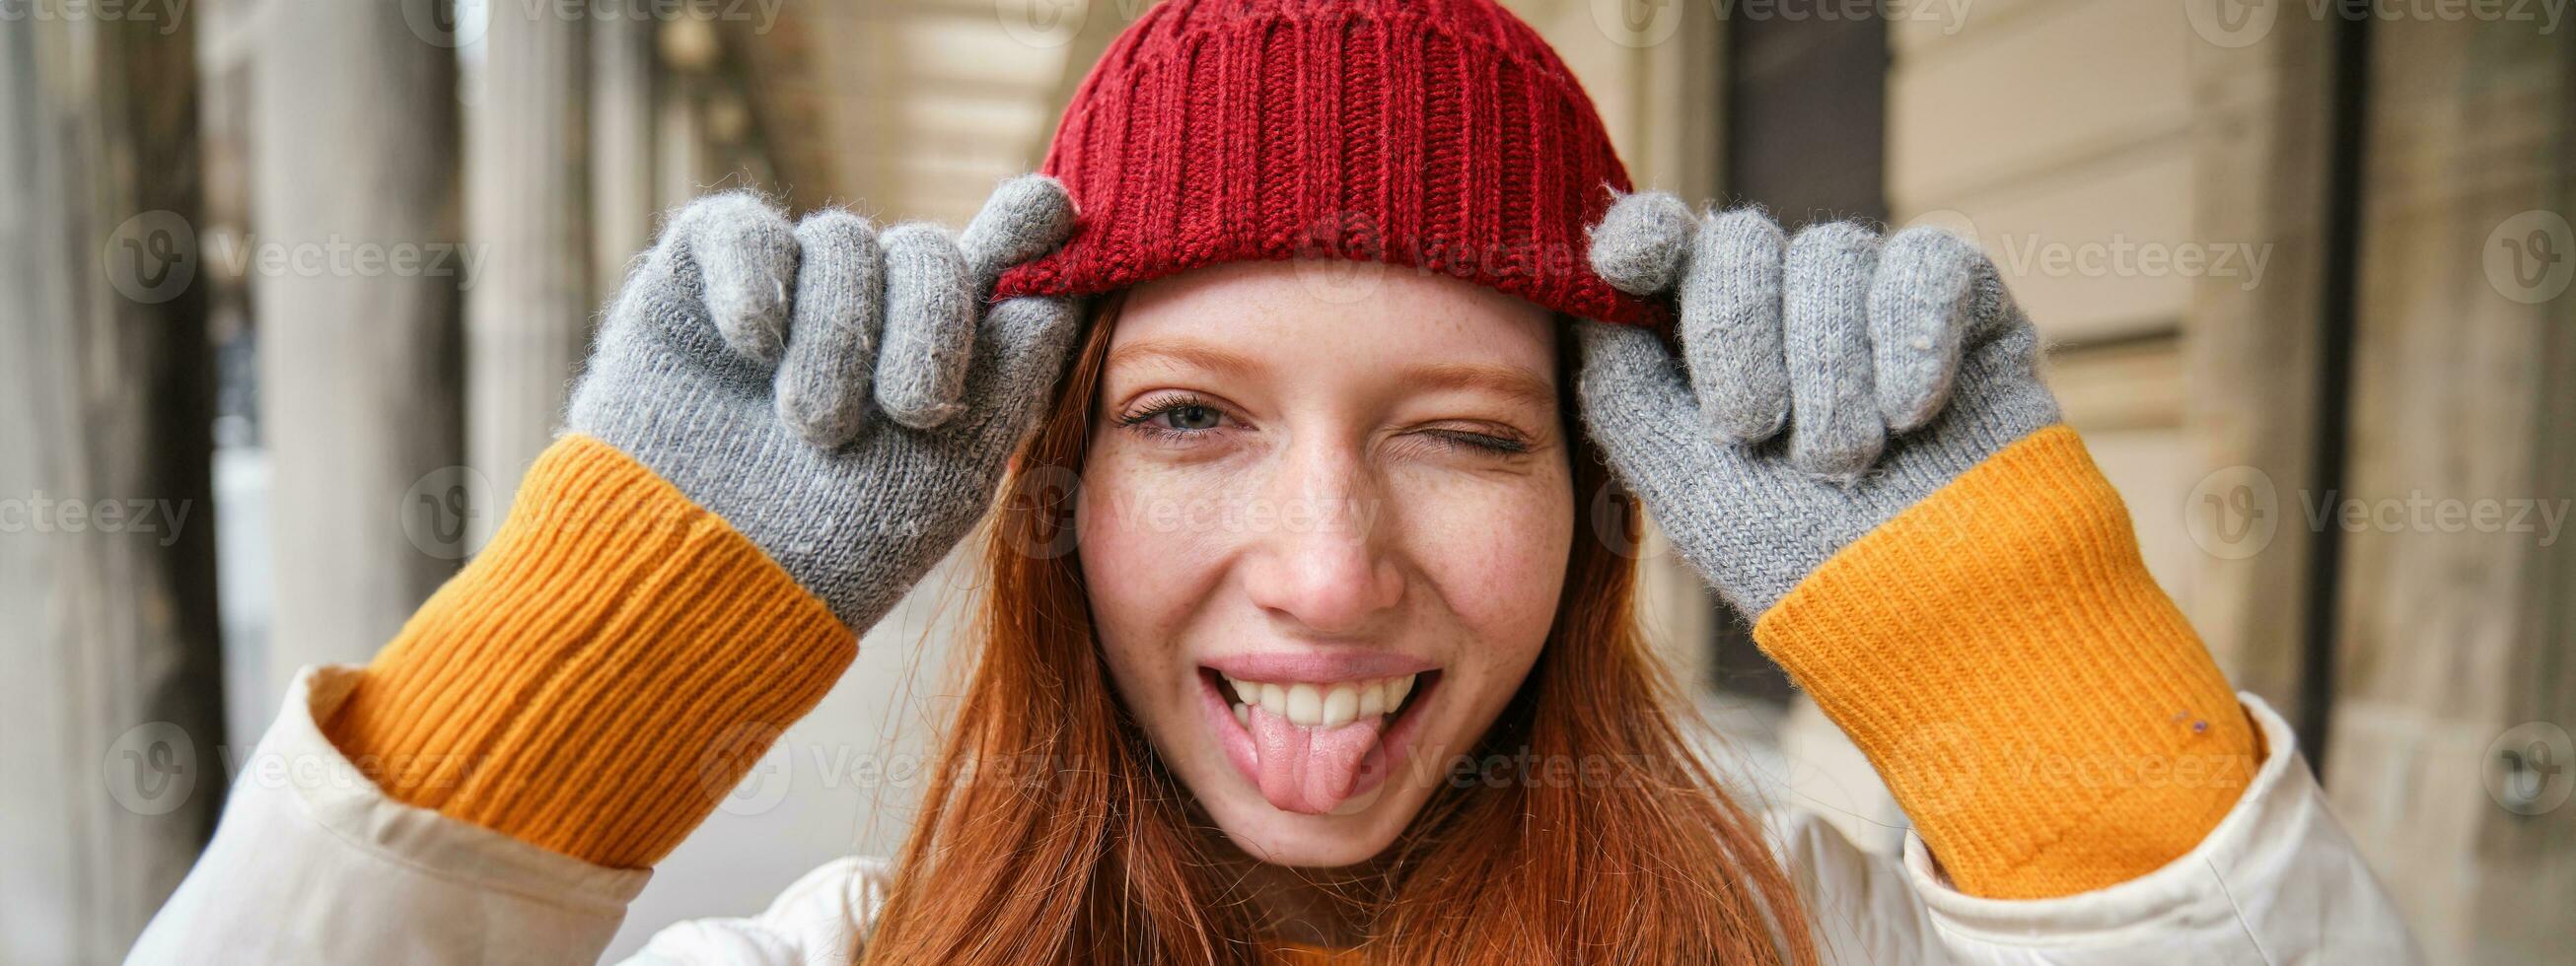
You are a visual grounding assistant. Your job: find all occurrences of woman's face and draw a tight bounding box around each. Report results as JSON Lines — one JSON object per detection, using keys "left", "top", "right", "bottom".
{"left": 1078, "top": 259, "right": 1575, "bottom": 867}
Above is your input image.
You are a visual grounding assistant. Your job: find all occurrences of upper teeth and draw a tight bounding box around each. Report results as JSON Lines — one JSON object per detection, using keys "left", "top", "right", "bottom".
{"left": 1223, "top": 672, "right": 1416, "bottom": 728}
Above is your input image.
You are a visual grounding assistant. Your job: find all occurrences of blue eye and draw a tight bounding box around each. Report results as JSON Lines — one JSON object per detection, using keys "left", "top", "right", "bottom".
{"left": 1117, "top": 395, "right": 1229, "bottom": 439}
{"left": 1151, "top": 403, "right": 1221, "bottom": 431}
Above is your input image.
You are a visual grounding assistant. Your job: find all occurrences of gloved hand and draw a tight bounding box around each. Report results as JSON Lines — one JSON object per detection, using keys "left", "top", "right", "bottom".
{"left": 1582, "top": 196, "right": 2270, "bottom": 903}
{"left": 1577, "top": 193, "right": 2061, "bottom": 615}
{"left": 566, "top": 175, "right": 1080, "bottom": 631}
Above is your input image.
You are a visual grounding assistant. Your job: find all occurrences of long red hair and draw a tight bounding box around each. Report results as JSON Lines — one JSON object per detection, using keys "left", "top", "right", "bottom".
{"left": 861, "top": 295, "right": 1818, "bottom": 964}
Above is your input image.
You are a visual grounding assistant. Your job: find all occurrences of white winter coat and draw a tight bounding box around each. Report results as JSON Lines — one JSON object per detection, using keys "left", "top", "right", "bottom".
{"left": 127, "top": 665, "right": 2423, "bottom": 964}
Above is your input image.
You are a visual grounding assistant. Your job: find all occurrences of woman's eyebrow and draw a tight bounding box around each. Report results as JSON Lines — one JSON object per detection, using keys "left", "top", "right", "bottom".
{"left": 1402, "top": 361, "right": 1557, "bottom": 411}
{"left": 1104, "top": 338, "right": 1552, "bottom": 409}
{"left": 1105, "top": 338, "right": 1259, "bottom": 378}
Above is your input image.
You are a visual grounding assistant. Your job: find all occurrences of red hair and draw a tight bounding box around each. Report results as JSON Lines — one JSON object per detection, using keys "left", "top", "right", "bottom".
{"left": 861, "top": 297, "right": 1818, "bottom": 964}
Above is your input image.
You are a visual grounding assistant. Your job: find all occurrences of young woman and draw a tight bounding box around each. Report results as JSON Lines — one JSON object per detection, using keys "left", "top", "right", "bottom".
{"left": 134, "top": 0, "right": 2416, "bottom": 962}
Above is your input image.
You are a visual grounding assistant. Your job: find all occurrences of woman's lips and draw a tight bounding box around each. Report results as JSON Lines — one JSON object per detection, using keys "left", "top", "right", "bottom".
{"left": 1196, "top": 665, "right": 1440, "bottom": 814}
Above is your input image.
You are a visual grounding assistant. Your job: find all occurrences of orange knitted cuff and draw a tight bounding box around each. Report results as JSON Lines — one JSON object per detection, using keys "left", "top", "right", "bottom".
{"left": 322, "top": 434, "right": 856, "bottom": 869}
{"left": 1753, "top": 425, "right": 2259, "bottom": 900}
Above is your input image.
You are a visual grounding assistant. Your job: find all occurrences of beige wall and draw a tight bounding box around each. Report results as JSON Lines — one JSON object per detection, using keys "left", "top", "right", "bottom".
{"left": 1892, "top": 4, "right": 2576, "bottom": 962}
{"left": 1889, "top": 0, "right": 2207, "bottom": 602}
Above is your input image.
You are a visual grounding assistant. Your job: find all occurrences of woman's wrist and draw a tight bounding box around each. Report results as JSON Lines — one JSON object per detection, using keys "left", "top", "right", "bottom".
{"left": 322, "top": 434, "right": 854, "bottom": 869}
{"left": 1753, "top": 425, "right": 2260, "bottom": 899}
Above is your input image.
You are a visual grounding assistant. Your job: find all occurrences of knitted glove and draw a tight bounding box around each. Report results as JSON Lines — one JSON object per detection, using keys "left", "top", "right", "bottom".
{"left": 1582, "top": 196, "right": 2267, "bottom": 901}
{"left": 1578, "top": 193, "right": 2060, "bottom": 615}
{"left": 566, "top": 175, "right": 1080, "bottom": 631}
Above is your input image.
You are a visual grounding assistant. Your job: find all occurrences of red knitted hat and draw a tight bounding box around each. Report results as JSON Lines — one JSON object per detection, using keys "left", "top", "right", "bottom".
{"left": 991, "top": 0, "right": 1663, "bottom": 326}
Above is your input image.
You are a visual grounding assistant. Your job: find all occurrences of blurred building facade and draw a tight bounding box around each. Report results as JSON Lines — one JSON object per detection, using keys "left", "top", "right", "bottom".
{"left": 2, "top": 1, "right": 2569, "bottom": 963}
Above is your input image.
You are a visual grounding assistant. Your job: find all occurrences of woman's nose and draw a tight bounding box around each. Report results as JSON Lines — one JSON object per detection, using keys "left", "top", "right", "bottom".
{"left": 1238, "top": 446, "right": 1404, "bottom": 636}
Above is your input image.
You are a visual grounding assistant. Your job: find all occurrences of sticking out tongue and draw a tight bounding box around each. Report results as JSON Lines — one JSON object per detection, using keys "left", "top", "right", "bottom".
{"left": 1247, "top": 705, "right": 1386, "bottom": 814}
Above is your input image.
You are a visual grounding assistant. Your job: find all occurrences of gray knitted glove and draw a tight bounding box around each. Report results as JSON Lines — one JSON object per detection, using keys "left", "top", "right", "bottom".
{"left": 1579, "top": 193, "right": 2061, "bottom": 615}
{"left": 566, "top": 175, "right": 1079, "bottom": 630}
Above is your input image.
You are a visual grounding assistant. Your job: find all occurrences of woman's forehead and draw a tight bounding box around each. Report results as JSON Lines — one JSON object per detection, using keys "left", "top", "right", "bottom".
{"left": 1110, "top": 259, "right": 1559, "bottom": 376}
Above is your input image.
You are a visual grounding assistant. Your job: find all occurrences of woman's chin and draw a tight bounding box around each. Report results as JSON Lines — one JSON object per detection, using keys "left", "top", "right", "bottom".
{"left": 1196, "top": 775, "right": 1426, "bottom": 868}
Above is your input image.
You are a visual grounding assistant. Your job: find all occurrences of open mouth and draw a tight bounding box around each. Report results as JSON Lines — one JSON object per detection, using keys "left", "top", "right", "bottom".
{"left": 1196, "top": 664, "right": 1441, "bottom": 816}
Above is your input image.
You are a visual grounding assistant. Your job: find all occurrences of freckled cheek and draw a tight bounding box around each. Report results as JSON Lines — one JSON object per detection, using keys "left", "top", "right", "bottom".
{"left": 1075, "top": 452, "right": 1242, "bottom": 690}
{"left": 1396, "top": 479, "right": 1575, "bottom": 652}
